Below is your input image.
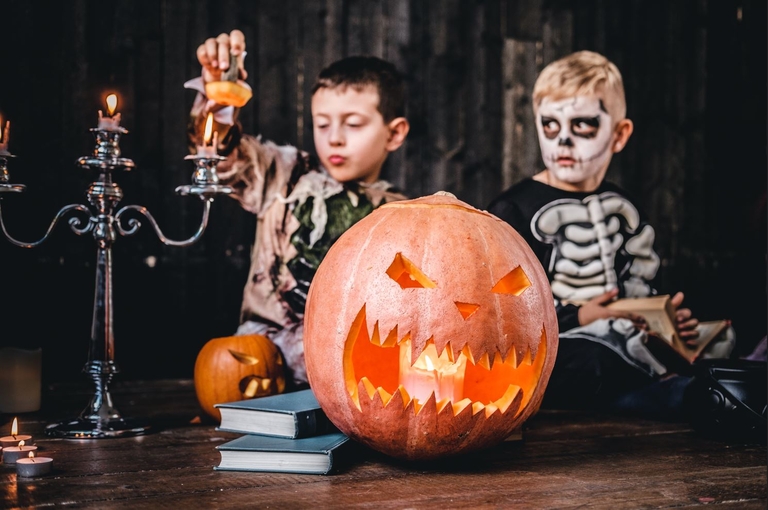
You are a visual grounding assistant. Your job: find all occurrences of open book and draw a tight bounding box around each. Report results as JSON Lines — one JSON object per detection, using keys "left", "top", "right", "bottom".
{"left": 607, "top": 295, "right": 730, "bottom": 364}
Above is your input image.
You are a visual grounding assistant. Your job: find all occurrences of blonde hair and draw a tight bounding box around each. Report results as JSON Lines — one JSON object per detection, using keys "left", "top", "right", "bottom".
{"left": 533, "top": 50, "right": 627, "bottom": 123}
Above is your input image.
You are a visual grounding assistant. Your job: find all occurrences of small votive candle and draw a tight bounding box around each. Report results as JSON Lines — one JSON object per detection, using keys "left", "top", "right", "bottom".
{"left": 3, "top": 440, "right": 37, "bottom": 464}
{"left": 0, "top": 418, "right": 33, "bottom": 448}
{"left": 0, "top": 348, "right": 43, "bottom": 413}
{"left": 16, "top": 451, "right": 52, "bottom": 477}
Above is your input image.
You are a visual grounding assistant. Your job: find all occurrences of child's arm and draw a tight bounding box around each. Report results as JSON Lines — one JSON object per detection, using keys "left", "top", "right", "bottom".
{"left": 186, "top": 30, "right": 247, "bottom": 157}
{"left": 184, "top": 30, "right": 304, "bottom": 215}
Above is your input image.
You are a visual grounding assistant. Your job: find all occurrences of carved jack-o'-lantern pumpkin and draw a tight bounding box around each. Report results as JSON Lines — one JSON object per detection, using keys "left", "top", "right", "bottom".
{"left": 194, "top": 334, "right": 286, "bottom": 421}
{"left": 304, "top": 192, "right": 558, "bottom": 460}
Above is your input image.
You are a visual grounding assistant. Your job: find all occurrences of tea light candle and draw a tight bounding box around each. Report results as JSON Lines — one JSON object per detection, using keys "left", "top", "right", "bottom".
{"left": 196, "top": 113, "right": 218, "bottom": 157}
{"left": 16, "top": 451, "right": 52, "bottom": 477}
{"left": 97, "top": 94, "right": 122, "bottom": 131}
{"left": 0, "top": 119, "right": 10, "bottom": 156}
{"left": 0, "top": 418, "right": 32, "bottom": 448}
{"left": 3, "top": 440, "right": 37, "bottom": 464}
{"left": 0, "top": 348, "right": 43, "bottom": 413}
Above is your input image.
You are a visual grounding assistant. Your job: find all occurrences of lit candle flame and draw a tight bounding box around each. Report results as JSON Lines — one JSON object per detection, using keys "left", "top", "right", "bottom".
{"left": 203, "top": 113, "right": 214, "bottom": 146}
{"left": 18, "top": 440, "right": 25, "bottom": 448}
{"left": 11, "top": 417, "right": 18, "bottom": 437}
{"left": 424, "top": 354, "right": 435, "bottom": 371}
{"left": 28, "top": 451, "right": 35, "bottom": 460}
{"left": 106, "top": 94, "right": 118, "bottom": 117}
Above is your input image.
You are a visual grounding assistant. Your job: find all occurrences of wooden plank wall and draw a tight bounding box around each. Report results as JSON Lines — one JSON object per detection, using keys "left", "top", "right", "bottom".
{"left": 0, "top": 0, "right": 764, "bottom": 382}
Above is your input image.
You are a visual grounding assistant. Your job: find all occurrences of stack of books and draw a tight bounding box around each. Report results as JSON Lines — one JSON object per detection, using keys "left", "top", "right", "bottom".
{"left": 213, "top": 388, "right": 349, "bottom": 475}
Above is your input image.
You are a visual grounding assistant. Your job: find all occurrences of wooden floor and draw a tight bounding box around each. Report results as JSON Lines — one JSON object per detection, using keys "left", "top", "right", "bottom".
{"left": 0, "top": 379, "right": 765, "bottom": 509}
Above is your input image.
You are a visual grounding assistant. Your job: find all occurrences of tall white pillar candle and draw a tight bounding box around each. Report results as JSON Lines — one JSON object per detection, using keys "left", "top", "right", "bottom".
{"left": 0, "top": 348, "right": 42, "bottom": 413}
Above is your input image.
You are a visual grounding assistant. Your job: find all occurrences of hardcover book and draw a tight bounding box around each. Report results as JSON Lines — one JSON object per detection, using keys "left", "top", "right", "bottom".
{"left": 606, "top": 294, "right": 730, "bottom": 364}
{"left": 214, "top": 431, "right": 350, "bottom": 475}
{"left": 215, "top": 388, "right": 337, "bottom": 439}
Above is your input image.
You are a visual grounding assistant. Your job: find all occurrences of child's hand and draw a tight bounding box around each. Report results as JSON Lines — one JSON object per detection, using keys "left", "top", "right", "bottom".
{"left": 196, "top": 30, "right": 247, "bottom": 84}
{"left": 577, "top": 288, "right": 647, "bottom": 328}
{"left": 670, "top": 291, "right": 700, "bottom": 345}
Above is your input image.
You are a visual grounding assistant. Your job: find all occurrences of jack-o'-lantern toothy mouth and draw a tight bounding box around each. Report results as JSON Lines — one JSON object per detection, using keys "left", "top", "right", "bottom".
{"left": 343, "top": 305, "right": 548, "bottom": 418}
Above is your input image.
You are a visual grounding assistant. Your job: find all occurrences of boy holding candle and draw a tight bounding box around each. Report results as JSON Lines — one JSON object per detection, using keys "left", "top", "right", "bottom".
{"left": 186, "top": 30, "right": 410, "bottom": 388}
{"left": 487, "top": 50, "right": 735, "bottom": 418}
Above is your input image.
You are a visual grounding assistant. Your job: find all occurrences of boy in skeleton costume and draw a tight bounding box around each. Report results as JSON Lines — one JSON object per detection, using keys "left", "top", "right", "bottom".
{"left": 187, "top": 31, "right": 410, "bottom": 386}
{"left": 489, "top": 51, "right": 734, "bottom": 416}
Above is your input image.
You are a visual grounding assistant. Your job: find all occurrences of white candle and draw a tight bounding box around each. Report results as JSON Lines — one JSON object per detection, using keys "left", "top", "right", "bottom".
{"left": 0, "top": 119, "right": 10, "bottom": 155}
{"left": 0, "top": 348, "right": 42, "bottom": 413}
{"left": 399, "top": 343, "right": 467, "bottom": 403}
{"left": 0, "top": 418, "right": 33, "bottom": 448}
{"left": 97, "top": 94, "right": 122, "bottom": 131}
{"left": 2, "top": 440, "right": 37, "bottom": 464}
{"left": 196, "top": 113, "right": 218, "bottom": 157}
{"left": 16, "top": 451, "right": 53, "bottom": 477}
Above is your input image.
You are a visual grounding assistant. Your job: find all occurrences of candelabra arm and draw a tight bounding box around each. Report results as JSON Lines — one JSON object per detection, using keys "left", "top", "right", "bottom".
{"left": 0, "top": 202, "right": 93, "bottom": 248}
{"left": 115, "top": 201, "right": 212, "bottom": 247}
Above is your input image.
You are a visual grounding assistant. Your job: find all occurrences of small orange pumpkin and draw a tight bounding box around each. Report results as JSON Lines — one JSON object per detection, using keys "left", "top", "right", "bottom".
{"left": 304, "top": 192, "right": 558, "bottom": 460}
{"left": 194, "top": 334, "right": 286, "bottom": 421}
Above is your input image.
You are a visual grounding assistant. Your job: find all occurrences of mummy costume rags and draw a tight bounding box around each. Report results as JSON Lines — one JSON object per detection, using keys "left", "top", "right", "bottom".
{"left": 187, "top": 84, "right": 406, "bottom": 386}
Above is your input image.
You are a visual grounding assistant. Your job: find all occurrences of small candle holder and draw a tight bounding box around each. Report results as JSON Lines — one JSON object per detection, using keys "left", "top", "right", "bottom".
{"left": 0, "top": 117, "right": 232, "bottom": 439}
{"left": 0, "top": 151, "right": 24, "bottom": 194}
{"left": 16, "top": 452, "right": 53, "bottom": 477}
{"left": 177, "top": 152, "right": 232, "bottom": 199}
{"left": 2, "top": 441, "right": 37, "bottom": 464}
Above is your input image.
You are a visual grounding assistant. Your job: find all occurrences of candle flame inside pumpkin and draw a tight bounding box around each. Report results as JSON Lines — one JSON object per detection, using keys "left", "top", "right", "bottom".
{"left": 106, "top": 94, "right": 118, "bottom": 117}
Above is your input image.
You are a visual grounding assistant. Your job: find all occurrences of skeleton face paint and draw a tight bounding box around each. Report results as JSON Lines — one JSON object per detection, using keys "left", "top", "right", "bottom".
{"left": 537, "top": 96, "right": 615, "bottom": 186}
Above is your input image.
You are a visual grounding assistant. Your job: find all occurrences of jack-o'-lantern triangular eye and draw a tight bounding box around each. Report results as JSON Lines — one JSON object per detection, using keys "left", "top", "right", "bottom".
{"left": 491, "top": 266, "right": 531, "bottom": 295}
{"left": 386, "top": 253, "right": 437, "bottom": 289}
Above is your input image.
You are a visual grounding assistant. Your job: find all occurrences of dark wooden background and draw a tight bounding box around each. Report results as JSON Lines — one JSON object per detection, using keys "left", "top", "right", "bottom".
{"left": 0, "top": 0, "right": 765, "bottom": 383}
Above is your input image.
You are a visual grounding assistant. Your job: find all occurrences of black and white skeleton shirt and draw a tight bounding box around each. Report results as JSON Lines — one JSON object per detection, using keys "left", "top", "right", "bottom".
{"left": 488, "top": 178, "right": 660, "bottom": 333}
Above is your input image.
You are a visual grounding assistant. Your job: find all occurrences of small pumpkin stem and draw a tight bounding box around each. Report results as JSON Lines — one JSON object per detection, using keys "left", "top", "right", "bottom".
{"left": 221, "top": 53, "right": 240, "bottom": 82}
{"left": 434, "top": 190, "right": 456, "bottom": 198}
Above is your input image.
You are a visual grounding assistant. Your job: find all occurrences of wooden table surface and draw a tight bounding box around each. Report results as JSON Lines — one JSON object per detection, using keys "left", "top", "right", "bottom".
{"left": 0, "top": 379, "right": 765, "bottom": 509}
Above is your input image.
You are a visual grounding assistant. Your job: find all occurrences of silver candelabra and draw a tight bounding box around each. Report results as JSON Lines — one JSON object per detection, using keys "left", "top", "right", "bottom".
{"left": 0, "top": 119, "right": 232, "bottom": 439}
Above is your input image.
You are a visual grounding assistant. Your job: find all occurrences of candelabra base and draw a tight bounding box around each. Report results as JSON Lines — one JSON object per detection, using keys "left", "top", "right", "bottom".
{"left": 45, "top": 417, "right": 150, "bottom": 439}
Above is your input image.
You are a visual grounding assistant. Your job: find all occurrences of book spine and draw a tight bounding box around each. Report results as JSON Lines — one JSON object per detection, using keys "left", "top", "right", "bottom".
{"left": 294, "top": 410, "right": 320, "bottom": 438}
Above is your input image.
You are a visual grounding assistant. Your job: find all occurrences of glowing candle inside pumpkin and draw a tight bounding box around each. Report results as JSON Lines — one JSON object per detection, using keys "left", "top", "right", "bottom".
{"left": 0, "top": 119, "right": 9, "bottom": 155}
{"left": 196, "top": 113, "right": 218, "bottom": 157}
{"left": 399, "top": 343, "right": 466, "bottom": 403}
{"left": 97, "top": 94, "right": 122, "bottom": 131}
